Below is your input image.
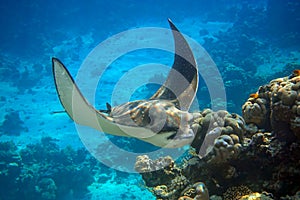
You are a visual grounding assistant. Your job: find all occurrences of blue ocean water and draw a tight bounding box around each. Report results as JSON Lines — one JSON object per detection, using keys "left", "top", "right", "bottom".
{"left": 0, "top": 0, "right": 299, "bottom": 199}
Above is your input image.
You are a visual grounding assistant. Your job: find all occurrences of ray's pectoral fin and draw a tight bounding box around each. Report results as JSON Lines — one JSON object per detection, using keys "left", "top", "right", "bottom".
{"left": 52, "top": 58, "right": 179, "bottom": 148}
{"left": 150, "top": 19, "right": 198, "bottom": 111}
{"left": 52, "top": 58, "right": 118, "bottom": 135}
{"left": 52, "top": 58, "right": 154, "bottom": 138}
{"left": 52, "top": 19, "right": 198, "bottom": 148}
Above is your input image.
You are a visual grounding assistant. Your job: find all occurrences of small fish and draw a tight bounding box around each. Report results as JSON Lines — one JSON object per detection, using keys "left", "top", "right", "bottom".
{"left": 293, "top": 69, "right": 300, "bottom": 76}
{"left": 289, "top": 69, "right": 300, "bottom": 79}
{"left": 249, "top": 93, "right": 259, "bottom": 99}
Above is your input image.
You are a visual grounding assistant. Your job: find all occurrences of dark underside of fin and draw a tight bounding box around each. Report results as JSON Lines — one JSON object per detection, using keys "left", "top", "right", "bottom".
{"left": 150, "top": 19, "right": 198, "bottom": 111}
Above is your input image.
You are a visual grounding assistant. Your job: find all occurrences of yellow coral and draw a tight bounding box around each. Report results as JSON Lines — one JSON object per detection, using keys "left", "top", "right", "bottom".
{"left": 178, "top": 196, "right": 194, "bottom": 200}
{"left": 153, "top": 185, "right": 170, "bottom": 198}
{"left": 240, "top": 192, "right": 261, "bottom": 200}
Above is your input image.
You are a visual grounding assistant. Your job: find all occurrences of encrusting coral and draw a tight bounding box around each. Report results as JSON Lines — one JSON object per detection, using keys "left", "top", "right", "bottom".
{"left": 136, "top": 69, "right": 300, "bottom": 199}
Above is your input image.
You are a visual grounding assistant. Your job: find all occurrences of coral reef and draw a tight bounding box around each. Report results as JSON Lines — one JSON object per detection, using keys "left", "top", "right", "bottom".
{"left": 0, "top": 110, "right": 27, "bottom": 136}
{"left": 0, "top": 137, "right": 96, "bottom": 200}
{"left": 240, "top": 192, "right": 274, "bottom": 200}
{"left": 135, "top": 155, "right": 184, "bottom": 199}
{"left": 190, "top": 109, "right": 245, "bottom": 163}
{"left": 223, "top": 185, "right": 253, "bottom": 200}
{"left": 201, "top": 1, "right": 300, "bottom": 114}
{"left": 134, "top": 109, "right": 247, "bottom": 199}
{"left": 242, "top": 69, "right": 300, "bottom": 140}
{"left": 0, "top": 141, "right": 22, "bottom": 198}
{"left": 179, "top": 182, "right": 209, "bottom": 200}
{"left": 136, "top": 70, "right": 300, "bottom": 199}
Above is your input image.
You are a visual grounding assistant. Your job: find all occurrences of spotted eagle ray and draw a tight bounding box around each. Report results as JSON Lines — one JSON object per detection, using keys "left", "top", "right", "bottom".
{"left": 52, "top": 19, "right": 199, "bottom": 148}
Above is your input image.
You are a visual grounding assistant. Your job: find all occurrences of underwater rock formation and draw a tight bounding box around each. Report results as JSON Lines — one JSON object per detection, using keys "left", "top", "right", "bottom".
{"left": 136, "top": 70, "right": 300, "bottom": 199}
{"left": 0, "top": 141, "right": 22, "bottom": 199}
{"left": 135, "top": 109, "right": 247, "bottom": 199}
{"left": 191, "top": 109, "right": 245, "bottom": 164}
{"left": 242, "top": 69, "right": 300, "bottom": 140}
{"left": 179, "top": 182, "right": 209, "bottom": 200}
{"left": 0, "top": 137, "right": 95, "bottom": 200}
{"left": 0, "top": 110, "right": 27, "bottom": 136}
{"left": 135, "top": 155, "right": 185, "bottom": 199}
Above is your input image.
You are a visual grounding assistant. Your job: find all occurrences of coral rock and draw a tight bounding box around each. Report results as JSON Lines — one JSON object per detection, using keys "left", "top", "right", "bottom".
{"left": 191, "top": 109, "right": 245, "bottom": 159}
{"left": 242, "top": 70, "right": 300, "bottom": 139}
{"left": 135, "top": 155, "right": 174, "bottom": 173}
{"left": 223, "top": 185, "right": 252, "bottom": 200}
{"left": 242, "top": 98, "right": 269, "bottom": 128}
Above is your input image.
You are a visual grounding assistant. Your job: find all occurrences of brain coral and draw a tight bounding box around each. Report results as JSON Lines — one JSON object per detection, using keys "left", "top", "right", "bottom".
{"left": 191, "top": 109, "right": 245, "bottom": 159}
{"left": 189, "top": 109, "right": 245, "bottom": 164}
{"left": 242, "top": 69, "right": 300, "bottom": 139}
